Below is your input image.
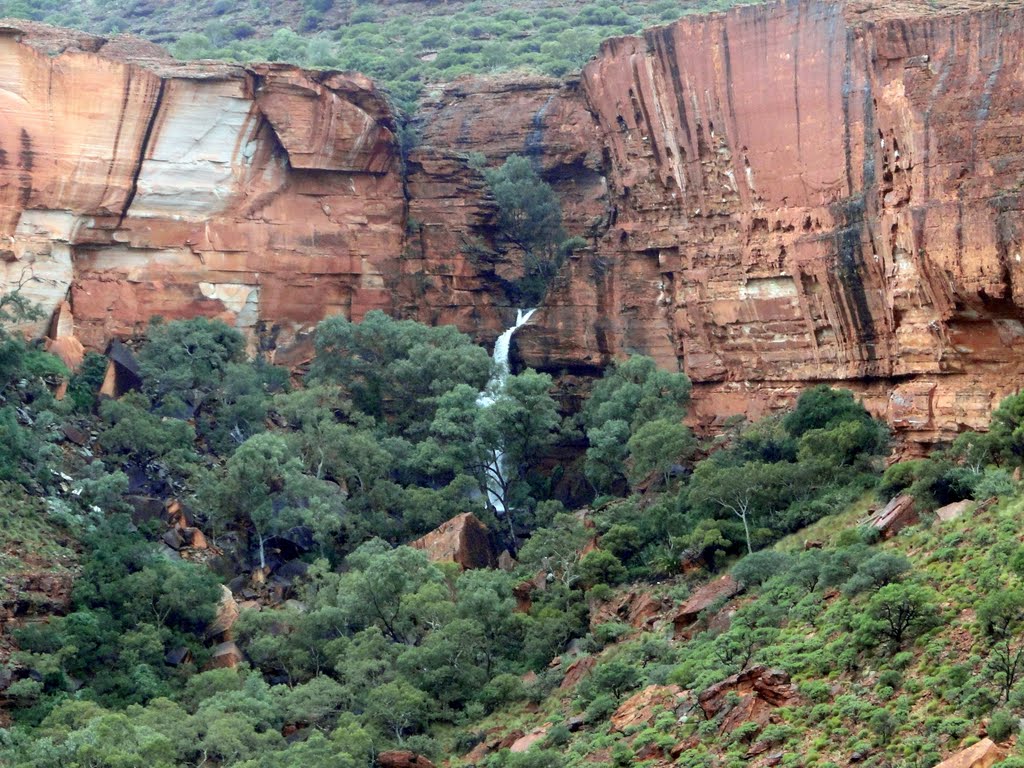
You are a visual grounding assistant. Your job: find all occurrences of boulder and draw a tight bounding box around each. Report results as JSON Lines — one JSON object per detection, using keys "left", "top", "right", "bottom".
{"left": 932, "top": 739, "right": 1007, "bottom": 768}
{"left": 164, "top": 646, "right": 191, "bottom": 666}
{"left": 935, "top": 500, "right": 974, "bottom": 522}
{"left": 558, "top": 655, "right": 596, "bottom": 690}
{"left": 61, "top": 424, "right": 90, "bottom": 445}
{"left": 204, "top": 641, "right": 243, "bottom": 670}
{"left": 698, "top": 666, "right": 800, "bottom": 734}
{"left": 610, "top": 685, "right": 687, "bottom": 733}
{"left": 867, "top": 494, "right": 917, "bottom": 538}
{"left": 497, "top": 550, "right": 516, "bottom": 571}
{"left": 591, "top": 589, "right": 670, "bottom": 632}
{"left": 463, "top": 741, "right": 493, "bottom": 765}
{"left": 99, "top": 340, "right": 143, "bottom": 398}
{"left": 376, "top": 752, "right": 436, "bottom": 768}
{"left": 409, "top": 512, "right": 495, "bottom": 569}
{"left": 510, "top": 726, "right": 549, "bottom": 753}
{"left": 206, "top": 585, "right": 240, "bottom": 640}
{"left": 497, "top": 731, "right": 525, "bottom": 750}
{"left": 45, "top": 336, "right": 85, "bottom": 372}
{"left": 673, "top": 575, "right": 744, "bottom": 638}
{"left": 513, "top": 571, "right": 548, "bottom": 613}
{"left": 181, "top": 527, "right": 208, "bottom": 549}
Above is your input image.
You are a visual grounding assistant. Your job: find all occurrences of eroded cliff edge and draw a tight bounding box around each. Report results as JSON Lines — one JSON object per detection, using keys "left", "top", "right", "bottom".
{"left": 3, "top": 0, "right": 1024, "bottom": 446}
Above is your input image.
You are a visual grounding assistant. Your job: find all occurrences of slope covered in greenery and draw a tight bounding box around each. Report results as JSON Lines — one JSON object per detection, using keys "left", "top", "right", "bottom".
{"left": 3, "top": 257, "right": 1024, "bottom": 766}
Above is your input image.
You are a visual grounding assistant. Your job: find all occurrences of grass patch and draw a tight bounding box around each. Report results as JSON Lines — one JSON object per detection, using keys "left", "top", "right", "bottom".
{"left": 773, "top": 492, "right": 877, "bottom": 553}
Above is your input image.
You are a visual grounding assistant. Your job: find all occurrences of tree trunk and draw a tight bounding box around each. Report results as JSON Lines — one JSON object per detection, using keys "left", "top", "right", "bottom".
{"left": 741, "top": 511, "right": 753, "bottom": 554}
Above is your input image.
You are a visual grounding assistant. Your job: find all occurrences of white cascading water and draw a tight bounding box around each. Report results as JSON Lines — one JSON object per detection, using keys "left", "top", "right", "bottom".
{"left": 478, "top": 308, "right": 537, "bottom": 512}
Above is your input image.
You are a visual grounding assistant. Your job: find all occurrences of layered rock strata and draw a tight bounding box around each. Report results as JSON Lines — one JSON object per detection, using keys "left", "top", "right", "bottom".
{"left": 0, "top": 22, "right": 403, "bottom": 359}
{"left": 519, "top": 0, "right": 1024, "bottom": 446}
{"left": 5, "top": 1, "right": 1024, "bottom": 444}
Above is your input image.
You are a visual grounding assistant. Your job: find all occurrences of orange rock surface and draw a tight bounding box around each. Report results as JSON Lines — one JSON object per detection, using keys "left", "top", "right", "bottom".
{"left": 932, "top": 739, "right": 1007, "bottom": 768}
{"left": 0, "top": 21, "right": 402, "bottom": 359}
{"left": 5, "top": 1, "right": 1024, "bottom": 444}
{"left": 610, "top": 684, "right": 686, "bottom": 733}
{"left": 698, "top": 665, "right": 800, "bottom": 733}
{"left": 867, "top": 494, "right": 918, "bottom": 537}
{"left": 517, "top": 0, "right": 1024, "bottom": 447}
{"left": 409, "top": 512, "right": 496, "bottom": 570}
{"left": 673, "top": 574, "right": 744, "bottom": 637}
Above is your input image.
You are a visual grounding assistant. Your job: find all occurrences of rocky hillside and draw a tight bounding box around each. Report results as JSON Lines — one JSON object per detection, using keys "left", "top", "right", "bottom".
{"left": 4, "top": 0, "right": 1024, "bottom": 444}
{"left": 4, "top": 5, "right": 1024, "bottom": 766}
{"left": 452, "top": 491, "right": 1024, "bottom": 768}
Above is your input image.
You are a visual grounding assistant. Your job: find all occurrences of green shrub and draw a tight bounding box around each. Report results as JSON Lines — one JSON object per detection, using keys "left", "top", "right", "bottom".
{"left": 988, "top": 710, "right": 1016, "bottom": 742}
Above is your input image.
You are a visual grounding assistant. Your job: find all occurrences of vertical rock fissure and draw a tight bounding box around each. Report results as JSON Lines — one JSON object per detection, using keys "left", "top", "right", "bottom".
{"left": 523, "top": 94, "right": 555, "bottom": 165}
{"left": 118, "top": 77, "right": 166, "bottom": 224}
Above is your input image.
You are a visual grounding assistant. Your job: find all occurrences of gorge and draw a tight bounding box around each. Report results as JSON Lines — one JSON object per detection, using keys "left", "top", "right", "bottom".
{"left": 2, "top": 0, "right": 1024, "bottom": 450}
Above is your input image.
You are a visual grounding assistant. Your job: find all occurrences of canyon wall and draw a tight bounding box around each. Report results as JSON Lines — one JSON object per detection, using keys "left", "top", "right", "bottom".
{"left": 3, "top": 1, "right": 1024, "bottom": 445}
{"left": 0, "top": 23, "right": 404, "bottom": 364}
{"left": 517, "top": 0, "right": 1024, "bottom": 447}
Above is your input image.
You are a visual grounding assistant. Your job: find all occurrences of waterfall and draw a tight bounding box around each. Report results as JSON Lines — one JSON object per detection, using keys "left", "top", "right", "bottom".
{"left": 479, "top": 308, "right": 536, "bottom": 513}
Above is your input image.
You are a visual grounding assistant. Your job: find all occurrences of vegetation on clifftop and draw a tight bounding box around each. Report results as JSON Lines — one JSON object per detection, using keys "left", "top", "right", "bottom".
{"left": 0, "top": 0, "right": 767, "bottom": 112}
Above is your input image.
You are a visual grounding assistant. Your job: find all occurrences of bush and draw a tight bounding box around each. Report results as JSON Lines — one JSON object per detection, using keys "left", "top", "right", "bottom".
{"left": 974, "top": 467, "right": 1015, "bottom": 500}
{"left": 841, "top": 552, "right": 911, "bottom": 596}
{"left": 577, "top": 549, "right": 627, "bottom": 588}
{"left": 784, "top": 385, "right": 876, "bottom": 438}
{"left": 733, "top": 550, "right": 793, "bottom": 587}
{"left": 578, "top": 658, "right": 640, "bottom": 703}
{"left": 988, "top": 710, "right": 1016, "bottom": 742}
{"left": 583, "top": 692, "right": 618, "bottom": 724}
{"left": 480, "top": 673, "right": 526, "bottom": 712}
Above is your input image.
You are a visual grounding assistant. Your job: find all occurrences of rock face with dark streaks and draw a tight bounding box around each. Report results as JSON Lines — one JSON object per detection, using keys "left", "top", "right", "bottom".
{"left": 0, "top": 21, "right": 403, "bottom": 359}
{"left": 5, "top": 1, "right": 1024, "bottom": 445}
{"left": 518, "top": 0, "right": 1024, "bottom": 447}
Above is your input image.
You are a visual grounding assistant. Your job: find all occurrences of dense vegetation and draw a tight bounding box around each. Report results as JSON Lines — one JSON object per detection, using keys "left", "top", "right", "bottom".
{"left": 3, "top": 295, "right": 1024, "bottom": 767}
{"left": 470, "top": 154, "right": 586, "bottom": 306}
{"left": 4, "top": 3, "right": 1024, "bottom": 765}
{"left": 0, "top": 0, "right": 766, "bottom": 112}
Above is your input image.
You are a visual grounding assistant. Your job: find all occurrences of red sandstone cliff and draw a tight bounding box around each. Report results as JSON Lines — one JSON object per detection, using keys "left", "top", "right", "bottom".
{"left": 3, "top": 2, "right": 1024, "bottom": 444}
{"left": 517, "top": 0, "right": 1024, "bottom": 446}
{"left": 0, "top": 22, "right": 404, "bottom": 361}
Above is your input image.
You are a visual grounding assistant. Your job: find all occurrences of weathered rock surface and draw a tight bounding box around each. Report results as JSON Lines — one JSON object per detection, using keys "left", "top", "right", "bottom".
{"left": 206, "top": 584, "right": 240, "bottom": 640}
{"left": 397, "top": 74, "right": 605, "bottom": 336}
{"left": 559, "top": 654, "right": 597, "bottom": 690}
{"left": 610, "top": 684, "right": 688, "bottom": 733}
{"left": 509, "top": 726, "right": 550, "bottom": 753}
{"left": 409, "top": 512, "right": 496, "bottom": 569}
{"left": 204, "top": 640, "right": 244, "bottom": 670}
{"left": 376, "top": 751, "right": 436, "bottom": 768}
{"left": 590, "top": 588, "right": 671, "bottom": 632}
{"left": 935, "top": 499, "right": 975, "bottom": 522}
{"left": 698, "top": 666, "right": 800, "bottom": 733}
{"left": 933, "top": 739, "right": 1007, "bottom": 768}
{"left": 517, "top": 0, "right": 1024, "bottom": 447}
{"left": 7, "top": 0, "right": 1024, "bottom": 444}
{"left": 1, "top": 21, "right": 403, "bottom": 357}
{"left": 673, "top": 574, "right": 744, "bottom": 637}
{"left": 867, "top": 494, "right": 918, "bottom": 538}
